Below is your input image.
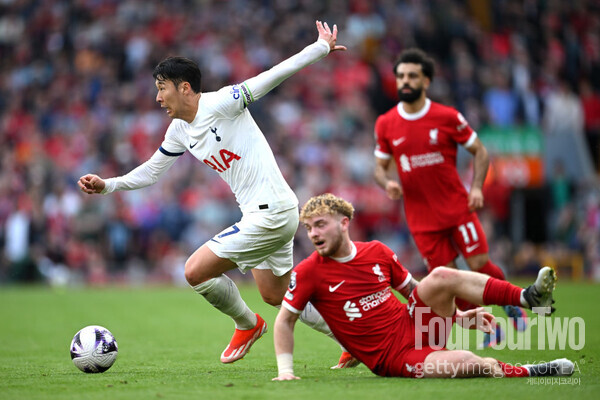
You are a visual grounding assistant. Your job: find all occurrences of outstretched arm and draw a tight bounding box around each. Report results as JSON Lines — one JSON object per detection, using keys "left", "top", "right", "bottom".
{"left": 242, "top": 20, "right": 346, "bottom": 105}
{"left": 272, "top": 307, "right": 301, "bottom": 381}
{"left": 78, "top": 149, "right": 179, "bottom": 195}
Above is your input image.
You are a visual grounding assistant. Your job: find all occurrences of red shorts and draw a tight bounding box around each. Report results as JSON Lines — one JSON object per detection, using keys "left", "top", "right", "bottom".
{"left": 412, "top": 212, "right": 489, "bottom": 270}
{"left": 375, "top": 287, "right": 456, "bottom": 378}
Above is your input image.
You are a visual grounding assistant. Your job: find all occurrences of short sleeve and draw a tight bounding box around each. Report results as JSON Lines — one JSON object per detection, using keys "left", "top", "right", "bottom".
{"left": 378, "top": 243, "right": 412, "bottom": 291}
{"left": 449, "top": 111, "right": 476, "bottom": 146}
{"left": 282, "top": 260, "right": 317, "bottom": 314}
{"left": 374, "top": 116, "right": 392, "bottom": 159}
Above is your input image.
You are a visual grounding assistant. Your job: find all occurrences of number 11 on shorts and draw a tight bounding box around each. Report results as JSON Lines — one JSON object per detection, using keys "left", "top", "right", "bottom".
{"left": 458, "top": 222, "right": 479, "bottom": 245}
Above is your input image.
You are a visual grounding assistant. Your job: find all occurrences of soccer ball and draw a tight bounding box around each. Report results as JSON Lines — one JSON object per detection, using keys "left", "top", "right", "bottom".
{"left": 70, "top": 325, "right": 118, "bottom": 373}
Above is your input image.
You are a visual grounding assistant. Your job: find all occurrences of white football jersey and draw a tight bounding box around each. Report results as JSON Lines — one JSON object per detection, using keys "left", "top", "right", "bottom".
{"left": 101, "top": 39, "right": 330, "bottom": 214}
{"left": 160, "top": 85, "right": 297, "bottom": 213}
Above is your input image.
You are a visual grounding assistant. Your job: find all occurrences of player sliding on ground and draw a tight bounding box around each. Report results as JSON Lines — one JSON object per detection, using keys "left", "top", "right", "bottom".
{"left": 78, "top": 21, "right": 348, "bottom": 366}
{"left": 273, "top": 193, "right": 574, "bottom": 379}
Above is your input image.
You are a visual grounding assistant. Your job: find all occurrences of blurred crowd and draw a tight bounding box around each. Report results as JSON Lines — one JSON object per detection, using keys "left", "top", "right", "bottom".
{"left": 1, "top": 0, "right": 599, "bottom": 286}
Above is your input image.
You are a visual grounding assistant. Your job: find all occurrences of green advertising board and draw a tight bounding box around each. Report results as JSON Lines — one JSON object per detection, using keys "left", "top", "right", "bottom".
{"left": 478, "top": 126, "right": 544, "bottom": 155}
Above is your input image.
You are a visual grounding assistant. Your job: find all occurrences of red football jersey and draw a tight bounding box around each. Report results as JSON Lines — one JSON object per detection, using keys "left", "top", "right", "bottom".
{"left": 374, "top": 99, "right": 477, "bottom": 232}
{"left": 282, "top": 241, "right": 413, "bottom": 373}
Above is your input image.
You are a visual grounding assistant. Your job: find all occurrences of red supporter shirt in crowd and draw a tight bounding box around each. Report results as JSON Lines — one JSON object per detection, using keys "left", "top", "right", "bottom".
{"left": 374, "top": 99, "right": 477, "bottom": 232}
{"left": 282, "top": 241, "right": 413, "bottom": 373}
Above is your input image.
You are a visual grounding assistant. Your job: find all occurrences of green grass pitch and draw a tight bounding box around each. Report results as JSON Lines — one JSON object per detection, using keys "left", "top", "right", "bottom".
{"left": 1, "top": 280, "right": 598, "bottom": 400}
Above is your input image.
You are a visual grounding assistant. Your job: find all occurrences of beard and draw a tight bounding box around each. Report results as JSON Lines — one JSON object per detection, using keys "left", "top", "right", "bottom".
{"left": 316, "top": 228, "right": 344, "bottom": 257}
{"left": 397, "top": 85, "right": 423, "bottom": 103}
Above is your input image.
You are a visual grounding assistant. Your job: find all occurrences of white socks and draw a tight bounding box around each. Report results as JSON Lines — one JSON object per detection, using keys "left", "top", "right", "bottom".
{"left": 275, "top": 302, "right": 341, "bottom": 347}
{"left": 299, "top": 302, "right": 338, "bottom": 342}
{"left": 193, "top": 274, "right": 341, "bottom": 350}
{"left": 520, "top": 291, "right": 528, "bottom": 307}
{"left": 192, "top": 274, "right": 257, "bottom": 330}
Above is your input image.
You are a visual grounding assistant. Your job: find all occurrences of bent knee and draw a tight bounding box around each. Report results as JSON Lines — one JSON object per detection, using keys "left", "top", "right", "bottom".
{"left": 260, "top": 293, "right": 284, "bottom": 307}
{"left": 184, "top": 261, "right": 199, "bottom": 285}
{"left": 184, "top": 258, "right": 210, "bottom": 286}
{"left": 429, "top": 267, "right": 460, "bottom": 283}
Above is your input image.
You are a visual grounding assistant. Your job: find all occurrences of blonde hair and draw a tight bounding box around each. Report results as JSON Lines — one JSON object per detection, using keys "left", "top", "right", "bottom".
{"left": 300, "top": 193, "right": 354, "bottom": 221}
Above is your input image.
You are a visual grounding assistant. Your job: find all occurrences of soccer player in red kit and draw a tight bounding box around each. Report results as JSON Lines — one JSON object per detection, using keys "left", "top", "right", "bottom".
{"left": 373, "top": 48, "right": 526, "bottom": 345}
{"left": 272, "top": 193, "right": 573, "bottom": 380}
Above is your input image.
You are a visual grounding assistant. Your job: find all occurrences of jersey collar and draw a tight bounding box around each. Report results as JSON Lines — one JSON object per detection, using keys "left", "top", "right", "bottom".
{"left": 330, "top": 242, "right": 357, "bottom": 263}
{"left": 396, "top": 98, "right": 431, "bottom": 120}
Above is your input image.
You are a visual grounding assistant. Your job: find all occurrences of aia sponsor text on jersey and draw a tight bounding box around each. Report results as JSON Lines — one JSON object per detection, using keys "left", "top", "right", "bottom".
{"left": 203, "top": 149, "right": 241, "bottom": 172}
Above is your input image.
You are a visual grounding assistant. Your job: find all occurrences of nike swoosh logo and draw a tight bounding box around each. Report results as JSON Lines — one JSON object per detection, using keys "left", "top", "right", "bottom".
{"left": 329, "top": 280, "right": 345, "bottom": 292}
{"left": 189, "top": 141, "right": 199, "bottom": 149}
{"left": 392, "top": 137, "right": 406, "bottom": 146}
{"left": 466, "top": 243, "right": 480, "bottom": 253}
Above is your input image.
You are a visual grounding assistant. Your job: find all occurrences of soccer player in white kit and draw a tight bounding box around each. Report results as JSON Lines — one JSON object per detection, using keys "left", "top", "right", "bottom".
{"left": 78, "top": 21, "right": 347, "bottom": 364}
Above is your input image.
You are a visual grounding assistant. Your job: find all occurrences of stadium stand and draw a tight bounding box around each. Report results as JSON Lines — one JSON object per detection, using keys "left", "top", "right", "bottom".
{"left": 0, "top": 0, "right": 598, "bottom": 285}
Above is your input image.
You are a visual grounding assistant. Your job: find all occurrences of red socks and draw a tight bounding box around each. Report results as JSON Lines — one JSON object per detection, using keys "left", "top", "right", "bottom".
{"left": 497, "top": 361, "right": 530, "bottom": 377}
{"left": 477, "top": 260, "right": 506, "bottom": 280}
{"left": 456, "top": 261, "right": 508, "bottom": 310}
{"left": 482, "top": 277, "right": 523, "bottom": 306}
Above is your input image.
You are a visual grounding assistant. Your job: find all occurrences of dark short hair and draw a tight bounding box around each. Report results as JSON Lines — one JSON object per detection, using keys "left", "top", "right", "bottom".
{"left": 393, "top": 48, "right": 435, "bottom": 81}
{"left": 153, "top": 56, "right": 202, "bottom": 93}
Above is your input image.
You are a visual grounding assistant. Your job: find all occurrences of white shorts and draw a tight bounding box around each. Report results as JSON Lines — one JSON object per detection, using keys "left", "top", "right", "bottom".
{"left": 206, "top": 206, "right": 299, "bottom": 276}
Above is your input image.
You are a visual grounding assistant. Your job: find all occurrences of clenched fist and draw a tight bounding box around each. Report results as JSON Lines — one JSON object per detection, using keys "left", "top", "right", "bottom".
{"left": 78, "top": 174, "right": 106, "bottom": 194}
